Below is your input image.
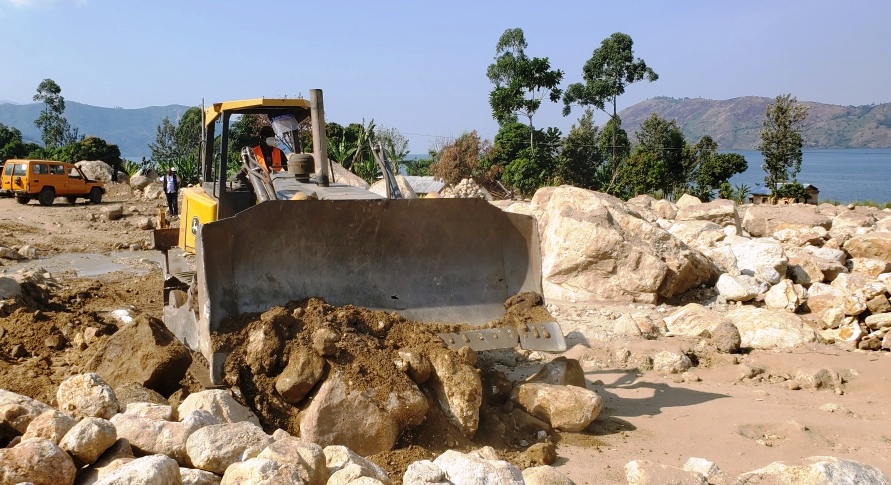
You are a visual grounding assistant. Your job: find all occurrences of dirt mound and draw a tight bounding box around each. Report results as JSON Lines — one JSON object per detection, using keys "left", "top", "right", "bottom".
{"left": 215, "top": 295, "right": 560, "bottom": 477}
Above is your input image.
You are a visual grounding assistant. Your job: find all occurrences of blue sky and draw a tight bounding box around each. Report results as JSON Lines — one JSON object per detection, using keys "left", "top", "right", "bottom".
{"left": 1, "top": 0, "right": 888, "bottom": 153}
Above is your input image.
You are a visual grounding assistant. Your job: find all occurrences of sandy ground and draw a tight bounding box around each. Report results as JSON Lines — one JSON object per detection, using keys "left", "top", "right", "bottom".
{"left": 1, "top": 186, "right": 890, "bottom": 483}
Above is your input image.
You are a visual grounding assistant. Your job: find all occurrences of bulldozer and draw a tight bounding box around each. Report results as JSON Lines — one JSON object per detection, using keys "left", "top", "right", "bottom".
{"left": 153, "top": 89, "right": 565, "bottom": 385}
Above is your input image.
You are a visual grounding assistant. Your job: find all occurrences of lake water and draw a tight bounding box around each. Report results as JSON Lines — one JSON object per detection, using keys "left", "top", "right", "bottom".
{"left": 726, "top": 149, "right": 891, "bottom": 204}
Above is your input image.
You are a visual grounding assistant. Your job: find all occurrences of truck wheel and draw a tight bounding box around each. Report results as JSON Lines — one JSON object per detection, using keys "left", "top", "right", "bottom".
{"left": 38, "top": 187, "right": 55, "bottom": 206}
{"left": 16, "top": 197, "right": 29, "bottom": 205}
{"left": 66, "top": 196, "right": 78, "bottom": 205}
{"left": 89, "top": 187, "right": 102, "bottom": 204}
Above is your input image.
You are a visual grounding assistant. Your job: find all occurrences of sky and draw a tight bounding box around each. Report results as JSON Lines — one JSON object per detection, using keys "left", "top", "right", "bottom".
{"left": 1, "top": 0, "right": 889, "bottom": 153}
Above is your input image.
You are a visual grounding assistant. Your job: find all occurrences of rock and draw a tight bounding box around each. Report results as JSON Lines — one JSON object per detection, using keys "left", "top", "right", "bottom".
{"left": 481, "top": 370, "right": 513, "bottom": 405}
{"left": 323, "top": 445, "right": 390, "bottom": 483}
{"left": 311, "top": 328, "right": 340, "bottom": 356}
{"left": 58, "top": 416, "right": 116, "bottom": 467}
{"left": 257, "top": 437, "right": 328, "bottom": 485}
{"left": 884, "top": 331, "right": 891, "bottom": 350}
{"left": 186, "top": 421, "right": 274, "bottom": 475}
{"left": 177, "top": 390, "right": 260, "bottom": 426}
{"left": 432, "top": 449, "right": 523, "bottom": 484}
{"left": 511, "top": 382, "right": 603, "bottom": 432}
{"left": 180, "top": 467, "right": 222, "bottom": 485}
{"left": 397, "top": 349, "right": 431, "bottom": 384}
{"left": 710, "top": 321, "right": 742, "bottom": 354}
{"left": 764, "top": 279, "right": 806, "bottom": 312}
{"left": 742, "top": 205, "right": 832, "bottom": 237}
{"left": 613, "top": 313, "right": 643, "bottom": 337}
{"left": 76, "top": 438, "right": 137, "bottom": 483}
{"left": 668, "top": 220, "right": 726, "bottom": 250}
{"left": 92, "top": 454, "right": 182, "bottom": 485}
{"left": 525, "top": 357, "right": 586, "bottom": 388}
{"left": 0, "top": 247, "right": 27, "bottom": 261}
{"left": 427, "top": 347, "right": 482, "bottom": 437}
{"left": 676, "top": 199, "right": 741, "bottom": 230}
{"left": 715, "top": 273, "right": 765, "bottom": 302}
{"left": 275, "top": 348, "right": 326, "bottom": 404}
{"left": 219, "top": 457, "right": 304, "bottom": 484}
{"left": 298, "top": 371, "right": 400, "bottom": 456}
{"left": 76, "top": 160, "right": 114, "bottom": 182}
{"left": 243, "top": 317, "right": 285, "bottom": 375}
{"left": 523, "top": 442, "right": 557, "bottom": 466}
{"left": 0, "top": 437, "right": 77, "bottom": 485}
{"left": 865, "top": 313, "right": 891, "bottom": 329}
{"left": 683, "top": 457, "right": 726, "bottom": 484}
{"left": 529, "top": 186, "right": 714, "bottom": 304}
{"left": 867, "top": 294, "right": 891, "bottom": 314}
{"left": 57, "top": 373, "right": 119, "bottom": 419}
{"left": 736, "top": 456, "right": 890, "bottom": 484}
{"left": 125, "top": 402, "right": 174, "bottom": 421}
{"left": 664, "top": 303, "right": 732, "bottom": 337}
{"left": 845, "top": 232, "right": 891, "bottom": 261}
{"left": 625, "top": 459, "right": 707, "bottom": 485}
{"left": 143, "top": 183, "right": 165, "bottom": 200}
{"left": 111, "top": 411, "right": 217, "bottom": 465}
{"left": 85, "top": 314, "right": 192, "bottom": 397}
{"left": 653, "top": 351, "right": 693, "bottom": 374}
{"left": 676, "top": 194, "right": 702, "bottom": 207}
{"left": 102, "top": 204, "right": 124, "bottom": 221}
{"left": 44, "top": 333, "right": 67, "bottom": 350}
{"left": 21, "top": 409, "right": 77, "bottom": 444}
{"left": 820, "top": 319, "right": 864, "bottom": 349}
{"left": 795, "top": 368, "right": 841, "bottom": 391}
{"left": 114, "top": 383, "right": 169, "bottom": 407}
{"left": 0, "top": 276, "right": 23, "bottom": 298}
{"left": 523, "top": 465, "right": 576, "bottom": 485}
{"left": 369, "top": 175, "right": 419, "bottom": 199}
{"left": 0, "top": 389, "right": 53, "bottom": 438}
{"left": 328, "top": 463, "right": 390, "bottom": 485}
{"left": 726, "top": 307, "right": 817, "bottom": 349}
{"left": 129, "top": 174, "right": 154, "bottom": 190}
{"left": 731, "top": 238, "right": 788, "bottom": 285}
{"left": 842, "top": 290, "right": 868, "bottom": 316}
{"left": 403, "top": 460, "right": 449, "bottom": 484}
{"left": 850, "top": 258, "right": 891, "bottom": 277}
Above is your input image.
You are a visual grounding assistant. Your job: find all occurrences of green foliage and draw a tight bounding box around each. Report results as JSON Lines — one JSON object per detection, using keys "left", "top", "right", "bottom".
{"left": 175, "top": 107, "right": 202, "bottom": 162}
{"left": 555, "top": 110, "right": 604, "bottom": 190}
{"left": 376, "top": 126, "right": 410, "bottom": 173}
{"left": 122, "top": 159, "right": 141, "bottom": 176}
{"left": 694, "top": 152, "right": 748, "bottom": 201}
{"left": 429, "top": 131, "right": 493, "bottom": 185}
{"left": 33, "top": 78, "right": 79, "bottom": 150}
{"left": 487, "top": 28, "right": 563, "bottom": 157}
{"left": 150, "top": 117, "right": 178, "bottom": 164}
{"left": 620, "top": 147, "right": 667, "bottom": 197}
{"left": 0, "top": 123, "right": 28, "bottom": 160}
{"left": 732, "top": 183, "right": 751, "bottom": 204}
{"left": 170, "top": 155, "right": 200, "bottom": 186}
{"left": 55, "top": 136, "right": 122, "bottom": 170}
{"left": 632, "top": 113, "right": 686, "bottom": 196}
{"left": 402, "top": 157, "right": 433, "bottom": 176}
{"left": 759, "top": 94, "right": 809, "bottom": 196}
{"left": 775, "top": 181, "right": 810, "bottom": 201}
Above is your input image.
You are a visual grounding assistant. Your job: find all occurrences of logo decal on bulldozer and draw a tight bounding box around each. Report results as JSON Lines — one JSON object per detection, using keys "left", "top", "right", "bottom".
{"left": 191, "top": 216, "right": 200, "bottom": 236}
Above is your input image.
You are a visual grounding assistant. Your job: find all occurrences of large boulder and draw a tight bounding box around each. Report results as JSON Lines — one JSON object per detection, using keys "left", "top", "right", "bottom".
{"left": 625, "top": 459, "right": 707, "bottom": 484}
{"left": 177, "top": 390, "right": 260, "bottom": 426}
{"left": 667, "top": 221, "right": 726, "bottom": 250}
{"left": 0, "top": 437, "right": 77, "bottom": 485}
{"left": 57, "top": 373, "right": 119, "bottom": 419}
{"left": 186, "top": 422, "right": 274, "bottom": 475}
{"left": 93, "top": 454, "right": 182, "bottom": 485}
{"left": 220, "top": 458, "right": 305, "bottom": 484}
{"left": 84, "top": 314, "right": 192, "bottom": 397}
{"left": 511, "top": 383, "right": 603, "bottom": 432}
{"left": 432, "top": 448, "right": 523, "bottom": 485}
{"left": 726, "top": 307, "right": 817, "bottom": 349}
{"left": 525, "top": 357, "right": 587, "bottom": 388}
{"left": 257, "top": 437, "right": 328, "bottom": 485}
{"left": 845, "top": 232, "right": 891, "bottom": 261}
{"left": 76, "top": 160, "right": 114, "bottom": 182}
{"left": 330, "top": 162, "right": 370, "bottom": 189}
{"left": 59, "top": 417, "right": 117, "bottom": 467}
{"left": 730, "top": 238, "right": 788, "bottom": 285}
{"left": 736, "top": 456, "right": 890, "bottom": 484}
{"left": 664, "top": 303, "right": 733, "bottom": 337}
{"left": 427, "top": 347, "right": 482, "bottom": 437}
{"left": 21, "top": 409, "right": 77, "bottom": 444}
{"left": 742, "top": 204, "right": 833, "bottom": 237}
{"left": 676, "top": 199, "right": 741, "bottom": 231}
{"left": 323, "top": 445, "right": 391, "bottom": 483}
{"left": 0, "top": 389, "right": 53, "bottom": 439}
{"left": 111, "top": 410, "right": 217, "bottom": 465}
{"left": 525, "top": 186, "right": 714, "bottom": 303}
{"left": 369, "top": 175, "right": 419, "bottom": 199}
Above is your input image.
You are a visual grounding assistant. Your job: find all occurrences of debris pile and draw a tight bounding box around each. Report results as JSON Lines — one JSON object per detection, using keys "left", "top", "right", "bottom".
{"left": 440, "top": 178, "right": 493, "bottom": 200}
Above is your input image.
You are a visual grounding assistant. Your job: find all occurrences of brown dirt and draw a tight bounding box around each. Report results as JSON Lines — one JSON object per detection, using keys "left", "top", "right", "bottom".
{"left": 2, "top": 187, "right": 891, "bottom": 483}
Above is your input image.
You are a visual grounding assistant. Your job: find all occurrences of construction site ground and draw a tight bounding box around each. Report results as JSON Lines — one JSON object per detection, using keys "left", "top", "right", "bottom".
{"left": 1, "top": 184, "right": 889, "bottom": 484}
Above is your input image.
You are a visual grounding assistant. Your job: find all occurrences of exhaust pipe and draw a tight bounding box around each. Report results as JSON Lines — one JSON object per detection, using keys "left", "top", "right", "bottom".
{"left": 310, "top": 89, "right": 330, "bottom": 187}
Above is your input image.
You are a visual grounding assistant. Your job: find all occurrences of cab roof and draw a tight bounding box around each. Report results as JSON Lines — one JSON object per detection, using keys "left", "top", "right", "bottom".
{"left": 204, "top": 98, "right": 311, "bottom": 127}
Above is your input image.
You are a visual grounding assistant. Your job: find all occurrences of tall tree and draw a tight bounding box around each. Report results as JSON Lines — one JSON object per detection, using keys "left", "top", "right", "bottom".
{"left": 33, "top": 78, "right": 79, "bottom": 149}
{"left": 487, "top": 28, "right": 563, "bottom": 156}
{"left": 562, "top": 32, "right": 658, "bottom": 192}
{"left": 633, "top": 113, "right": 686, "bottom": 196}
{"left": 759, "top": 94, "right": 809, "bottom": 197}
{"left": 556, "top": 110, "right": 603, "bottom": 190}
{"left": 174, "top": 107, "right": 202, "bottom": 161}
{"left": 149, "top": 117, "right": 178, "bottom": 167}
{"left": 429, "top": 131, "right": 492, "bottom": 185}
{"left": 0, "top": 123, "right": 28, "bottom": 160}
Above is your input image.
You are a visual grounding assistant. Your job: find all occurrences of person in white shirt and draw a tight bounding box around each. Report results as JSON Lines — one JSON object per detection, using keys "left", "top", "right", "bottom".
{"left": 161, "top": 167, "right": 180, "bottom": 216}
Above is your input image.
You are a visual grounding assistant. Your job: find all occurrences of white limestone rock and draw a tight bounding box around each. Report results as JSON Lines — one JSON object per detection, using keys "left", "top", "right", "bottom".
{"left": 185, "top": 421, "right": 274, "bottom": 475}
{"left": 177, "top": 390, "right": 260, "bottom": 426}
{"left": 59, "top": 416, "right": 117, "bottom": 466}
{"left": 56, "top": 373, "right": 119, "bottom": 419}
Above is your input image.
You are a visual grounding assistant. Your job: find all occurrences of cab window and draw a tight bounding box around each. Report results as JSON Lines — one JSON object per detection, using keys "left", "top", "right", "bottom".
{"left": 12, "top": 163, "right": 27, "bottom": 176}
{"left": 69, "top": 167, "right": 83, "bottom": 179}
{"left": 50, "top": 164, "right": 65, "bottom": 175}
{"left": 3, "top": 163, "right": 11, "bottom": 176}
{"left": 32, "top": 164, "right": 49, "bottom": 175}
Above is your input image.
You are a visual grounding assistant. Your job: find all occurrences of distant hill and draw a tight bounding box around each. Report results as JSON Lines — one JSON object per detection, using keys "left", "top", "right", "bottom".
{"left": 618, "top": 96, "right": 891, "bottom": 149}
{"left": 0, "top": 101, "right": 191, "bottom": 158}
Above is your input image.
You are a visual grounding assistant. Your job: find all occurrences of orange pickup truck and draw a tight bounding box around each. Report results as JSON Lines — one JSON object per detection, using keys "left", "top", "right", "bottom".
{"left": 1, "top": 159, "right": 105, "bottom": 205}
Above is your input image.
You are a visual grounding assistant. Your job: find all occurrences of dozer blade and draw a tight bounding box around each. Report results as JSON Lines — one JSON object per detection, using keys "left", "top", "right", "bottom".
{"left": 187, "top": 197, "right": 545, "bottom": 374}
{"left": 438, "top": 321, "right": 567, "bottom": 352}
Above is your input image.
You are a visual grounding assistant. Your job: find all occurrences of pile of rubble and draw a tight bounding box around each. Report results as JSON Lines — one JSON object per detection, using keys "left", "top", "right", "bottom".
{"left": 440, "top": 178, "right": 493, "bottom": 200}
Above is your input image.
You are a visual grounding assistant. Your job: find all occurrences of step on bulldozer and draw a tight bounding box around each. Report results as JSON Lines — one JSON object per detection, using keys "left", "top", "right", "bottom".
{"left": 153, "top": 89, "right": 565, "bottom": 384}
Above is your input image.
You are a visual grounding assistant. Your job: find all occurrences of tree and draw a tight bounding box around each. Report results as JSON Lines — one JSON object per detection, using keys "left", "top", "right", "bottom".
{"left": 56, "top": 136, "right": 121, "bottom": 168}
{"left": 633, "top": 113, "right": 686, "bottom": 196}
{"left": 487, "top": 28, "right": 563, "bottom": 156}
{"left": 555, "top": 110, "right": 604, "bottom": 190}
{"left": 696, "top": 152, "right": 747, "bottom": 201}
{"left": 759, "top": 94, "right": 809, "bottom": 197}
{"left": 174, "top": 107, "right": 202, "bottom": 161}
{"left": 429, "top": 131, "right": 492, "bottom": 185}
{"left": 0, "top": 123, "right": 28, "bottom": 160}
{"left": 33, "top": 78, "right": 79, "bottom": 149}
{"left": 562, "top": 33, "right": 658, "bottom": 192}
{"left": 149, "top": 117, "right": 178, "bottom": 167}
{"left": 376, "top": 126, "right": 410, "bottom": 173}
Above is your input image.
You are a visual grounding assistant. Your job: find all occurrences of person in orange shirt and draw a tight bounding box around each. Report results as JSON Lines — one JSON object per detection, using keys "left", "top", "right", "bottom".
{"left": 252, "top": 126, "right": 288, "bottom": 173}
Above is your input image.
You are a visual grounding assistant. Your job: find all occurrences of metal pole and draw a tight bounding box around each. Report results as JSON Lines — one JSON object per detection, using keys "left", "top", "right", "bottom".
{"left": 310, "top": 89, "right": 330, "bottom": 187}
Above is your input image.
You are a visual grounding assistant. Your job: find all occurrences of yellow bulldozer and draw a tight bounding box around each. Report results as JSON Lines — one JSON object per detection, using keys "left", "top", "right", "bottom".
{"left": 153, "top": 89, "right": 564, "bottom": 384}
